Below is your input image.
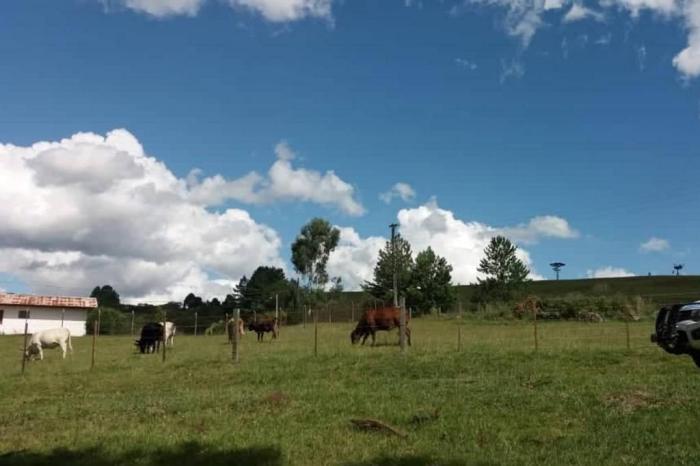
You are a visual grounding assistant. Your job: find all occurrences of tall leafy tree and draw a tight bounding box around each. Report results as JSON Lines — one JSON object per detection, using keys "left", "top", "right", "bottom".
{"left": 291, "top": 218, "right": 340, "bottom": 290}
{"left": 90, "top": 285, "right": 121, "bottom": 309}
{"left": 363, "top": 235, "right": 414, "bottom": 303}
{"left": 476, "top": 235, "right": 530, "bottom": 301}
{"left": 409, "top": 247, "right": 455, "bottom": 314}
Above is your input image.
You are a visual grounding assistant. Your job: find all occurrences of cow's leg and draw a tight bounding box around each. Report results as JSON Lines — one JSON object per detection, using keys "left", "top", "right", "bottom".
{"left": 406, "top": 327, "right": 411, "bottom": 346}
{"left": 60, "top": 342, "right": 67, "bottom": 359}
{"left": 361, "top": 332, "right": 369, "bottom": 345}
{"left": 67, "top": 335, "right": 73, "bottom": 355}
{"left": 370, "top": 329, "right": 377, "bottom": 347}
{"left": 38, "top": 346, "right": 44, "bottom": 361}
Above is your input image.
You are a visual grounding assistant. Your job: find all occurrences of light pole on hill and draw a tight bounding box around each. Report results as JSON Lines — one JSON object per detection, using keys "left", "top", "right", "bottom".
{"left": 673, "top": 264, "right": 684, "bottom": 276}
{"left": 550, "top": 262, "right": 566, "bottom": 280}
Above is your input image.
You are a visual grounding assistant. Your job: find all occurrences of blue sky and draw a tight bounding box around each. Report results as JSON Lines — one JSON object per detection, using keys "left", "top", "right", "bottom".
{"left": 0, "top": 0, "right": 699, "bottom": 300}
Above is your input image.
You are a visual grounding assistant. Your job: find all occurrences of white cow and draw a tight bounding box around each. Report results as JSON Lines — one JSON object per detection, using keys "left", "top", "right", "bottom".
{"left": 164, "top": 321, "right": 176, "bottom": 347}
{"left": 25, "top": 327, "right": 73, "bottom": 361}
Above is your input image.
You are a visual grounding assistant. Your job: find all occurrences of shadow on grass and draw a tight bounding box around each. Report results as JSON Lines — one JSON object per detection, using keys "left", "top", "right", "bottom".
{"left": 0, "top": 442, "right": 282, "bottom": 466}
{"left": 342, "top": 455, "right": 479, "bottom": 466}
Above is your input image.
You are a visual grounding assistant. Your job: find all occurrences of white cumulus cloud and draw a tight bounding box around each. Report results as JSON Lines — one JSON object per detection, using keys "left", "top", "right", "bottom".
{"left": 122, "top": 0, "right": 204, "bottom": 17}
{"left": 0, "top": 129, "right": 285, "bottom": 302}
{"left": 587, "top": 266, "right": 635, "bottom": 278}
{"left": 187, "top": 141, "right": 365, "bottom": 216}
{"left": 563, "top": 3, "right": 605, "bottom": 21}
{"left": 117, "top": 0, "right": 333, "bottom": 21}
{"left": 640, "top": 237, "right": 670, "bottom": 252}
{"left": 228, "top": 0, "right": 333, "bottom": 22}
{"left": 379, "top": 182, "right": 416, "bottom": 204}
{"left": 503, "top": 215, "right": 579, "bottom": 244}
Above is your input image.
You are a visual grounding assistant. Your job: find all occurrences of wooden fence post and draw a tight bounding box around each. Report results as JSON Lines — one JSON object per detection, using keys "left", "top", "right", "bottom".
{"left": 399, "top": 297, "right": 407, "bottom": 353}
{"left": 130, "top": 310, "right": 135, "bottom": 336}
{"left": 21, "top": 321, "right": 28, "bottom": 375}
{"left": 232, "top": 309, "right": 240, "bottom": 364}
{"left": 351, "top": 301, "right": 355, "bottom": 323}
{"left": 303, "top": 306, "right": 307, "bottom": 329}
{"left": 194, "top": 311, "right": 198, "bottom": 336}
{"left": 328, "top": 302, "right": 331, "bottom": 325}
{"left": 97, "top": 308, "right": 101, "bottom": 337}
{"left": 161, "top": 311, "right": 167, "bottom": 363}
{"left": 91, "top": 320, "right": 97, "bottom": 370}
{"left": 61, "top": 308, "right": 65, "bottom": 328}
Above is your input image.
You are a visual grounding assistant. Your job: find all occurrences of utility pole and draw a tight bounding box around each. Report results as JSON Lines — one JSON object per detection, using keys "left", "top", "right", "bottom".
{"left": 390, "top": 223, "right": 399, "bottom": 308}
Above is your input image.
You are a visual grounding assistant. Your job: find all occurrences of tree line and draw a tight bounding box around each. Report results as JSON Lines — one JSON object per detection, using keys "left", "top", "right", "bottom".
{"left": 88, "top": 218, "right": 532, "bottom": 333}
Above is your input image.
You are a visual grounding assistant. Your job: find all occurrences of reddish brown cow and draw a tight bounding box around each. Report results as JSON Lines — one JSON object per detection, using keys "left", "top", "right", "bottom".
{"left": 350, "top": 306, "right": 411, "bottom": 346}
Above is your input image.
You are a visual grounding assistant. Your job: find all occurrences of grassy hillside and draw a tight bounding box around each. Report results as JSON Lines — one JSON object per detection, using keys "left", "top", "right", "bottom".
{"left": 453, "top": 275, "right": 700, "bottom": 306}
{"left": 2, "top": 320, "right": 699, "bottom": 465}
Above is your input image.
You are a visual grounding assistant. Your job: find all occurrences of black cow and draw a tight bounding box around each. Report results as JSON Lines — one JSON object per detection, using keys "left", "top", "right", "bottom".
{"left": 350, "top": 306, "right": 411, "bottom": 346}
{"left": 135, "top": 322, "right": 163, "bottom": 354}
{"left": 247, "top": 318, "right": 278, "bottom": 342}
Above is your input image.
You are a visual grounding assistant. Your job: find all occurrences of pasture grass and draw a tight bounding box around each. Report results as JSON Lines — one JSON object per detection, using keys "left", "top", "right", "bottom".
{"left": 1, "top": 319, "right": 699, "bottom": 465}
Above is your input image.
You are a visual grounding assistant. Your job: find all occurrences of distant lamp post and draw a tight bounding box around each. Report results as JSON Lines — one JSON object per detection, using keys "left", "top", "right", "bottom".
{"left": 673, "top": 264, "right": 684, "bottom": 276}
{"left": 550, "top": 262, "right": 566, "bottom": 280}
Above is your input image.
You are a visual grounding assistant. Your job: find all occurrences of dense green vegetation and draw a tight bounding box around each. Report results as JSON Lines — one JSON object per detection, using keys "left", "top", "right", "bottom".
{"left": 1, "top": 319, "right": 699, "bottom": 465}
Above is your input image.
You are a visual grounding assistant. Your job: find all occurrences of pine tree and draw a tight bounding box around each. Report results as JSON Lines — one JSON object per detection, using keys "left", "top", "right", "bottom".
{"left": 362, "top": 235, "right": 414, "bottom": 304}
{"left": 476, "top": 235, "right": 530, "bottom": 302}
{"left": 410, "top": 247, "right": 455, "bottom": 314}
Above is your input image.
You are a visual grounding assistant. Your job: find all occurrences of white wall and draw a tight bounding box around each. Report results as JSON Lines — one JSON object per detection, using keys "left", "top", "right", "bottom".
{"left": 0, "top": 307, "right": 87, "bottom": 336}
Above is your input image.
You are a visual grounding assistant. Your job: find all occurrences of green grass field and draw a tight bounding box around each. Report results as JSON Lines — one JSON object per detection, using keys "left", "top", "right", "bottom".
{"left": 1, "top": 319, "right": 699, "bottom": 466}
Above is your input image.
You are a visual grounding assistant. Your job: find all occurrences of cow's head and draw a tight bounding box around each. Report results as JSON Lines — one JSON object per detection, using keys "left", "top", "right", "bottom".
{"left": 24, "top": 343, "right": 39, "bottom": 361}
{"left": 350, "top": 328, "right": 363, "bottom": 345}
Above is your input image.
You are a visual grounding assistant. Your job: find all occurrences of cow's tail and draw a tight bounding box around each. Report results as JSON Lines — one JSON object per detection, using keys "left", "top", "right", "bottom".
{"left": 67, "top": 333, "right": 73, "bottom": 354}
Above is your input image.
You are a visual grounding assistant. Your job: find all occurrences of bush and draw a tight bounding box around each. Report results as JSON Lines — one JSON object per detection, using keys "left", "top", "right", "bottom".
{"left": 511, "top": 294, "right": 657, "bottom": 321}
{"left": 86, "top": 308, "right": 129, "bottom": 335}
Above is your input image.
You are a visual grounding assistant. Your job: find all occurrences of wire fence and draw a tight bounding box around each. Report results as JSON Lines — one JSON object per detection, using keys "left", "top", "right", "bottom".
{"left": 12, "top": 303, "right": 661, "bottom": 375}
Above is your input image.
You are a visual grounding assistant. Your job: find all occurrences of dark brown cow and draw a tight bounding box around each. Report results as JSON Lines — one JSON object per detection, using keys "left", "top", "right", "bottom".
{"left": 350, "top": 306, "right": 411, "bottom": 346}
{"left": 247, "top": 317, "right": 279, "bottom": 342}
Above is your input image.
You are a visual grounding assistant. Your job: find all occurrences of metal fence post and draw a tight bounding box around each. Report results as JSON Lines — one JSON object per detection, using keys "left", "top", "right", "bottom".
{"left": 161, "top": 311, "right": 167, "bottom": 363}
{"left": 20, "top": 321, "right": 28, "bottom": 375}
{"left": 232, "top": 309, "right": 240, "bottom": 364}
{"left": 399, "top": 297, "right": 407, "bottom": 353}
{"left": 533, "top": 305, "right": 539, "bottom": 351}
{"left": 314, "top": 309, "right": 318, "bottom": 357}
{"left": 91, "top": 320, "right": 97, "bottom": 370}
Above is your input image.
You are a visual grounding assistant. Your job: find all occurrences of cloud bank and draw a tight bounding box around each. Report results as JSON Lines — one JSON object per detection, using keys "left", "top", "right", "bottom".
{"left": 328, "top": 200, "right": 576, "bottom": 289}
{"left": 0, "top": 129, "right": 295, "bottom": 302}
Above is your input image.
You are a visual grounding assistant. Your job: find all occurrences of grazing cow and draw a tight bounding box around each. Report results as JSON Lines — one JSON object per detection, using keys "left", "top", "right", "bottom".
{"left": 25, "top": 327, "right": 73, "bottom": 361}
{"left": 247, "top": 317, "right": 279, "bottom": 342}
{"left": 350, "top": 306, "right": 411, "bottom": 346}
{"left": 164, "top": 321, "right": 176, "bottom": 347}
{"left": 226, "top": 318, "right": 246, "bottom": 343}
{"left": 135, "top": 322, "right": 163, "bottom": 354}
